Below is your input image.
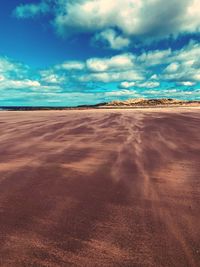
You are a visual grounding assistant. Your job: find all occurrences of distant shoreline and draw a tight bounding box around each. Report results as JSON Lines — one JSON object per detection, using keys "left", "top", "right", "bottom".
{"left": 0, "top": 98, "right": 200, "bottom": 111}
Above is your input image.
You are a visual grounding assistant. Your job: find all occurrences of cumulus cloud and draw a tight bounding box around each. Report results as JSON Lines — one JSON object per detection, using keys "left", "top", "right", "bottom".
{"left": 0, "top": 75, "right": 5, "bottom": 82}
{"left": 40, "top": 72, "right": 66, "bottom": 84}
{"left": 105, "top": 89, "right": 137, "bottom": 96}
{"left": 0, "top": 79, "right": 41, "bottom": 89}
{"left": 119, "top": 80, "right": 160, "bottom": 89}
{"left": 86, "top": 54, "right": 135, "bottom": 72}
{"left": 150, "top": 74, "right": 159, "bottom": 80}
{"left": 137, "top": 49, "right": 172, "bottom": 66}
{"left": 4, "top": 41, "right": 200, "bottom": 87}
{"left": 95, "top": 29, "right": 130, "bottom": 50}
{"left": 177, "top": 81, "right": 196, "bottom": 86}
{"left": 0, "top": 58, "right": 44, "bottom": 90}
{"left": 84, "top": 41, "right": 200, "bottom": 85}
{"left": 38, "top": 53, "right": 144, "bottom": 84}
{"left": 13, "top": 0, "right": 200, "bottom": 49}
{"left": 137, "top": 81, "right": 160, "bottom": 88}
{"left": 13, "top": 1, "right": 50, "bottom": 18}
{"left": 160, "top": 42, "right": 200, "bottom": 84}
{"left": 164, "top": 63, "right": 180, "bottom": 73}
{"left": 1, "top": 40, "right": 200, "bottom": 105}
{"left": 0, "top": 57, "right": 27, "bottom": 74}
{"left": 0, "top": 57, "right": 32, "bottom": 90}
{"left": 55, "top": 61, "right": 85, "bottom": 71}
{"left": 53, "top": 0, "right": 200, "bottom": 39}
{"left": 120, "top": 81, "right": 136, "bottom": 89}
{"left": 79, "top": 70, "right": 144, "bottom": 83}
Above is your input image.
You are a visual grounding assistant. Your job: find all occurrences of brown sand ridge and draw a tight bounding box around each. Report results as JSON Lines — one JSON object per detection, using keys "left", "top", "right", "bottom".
{"left": 102, "top": 98, "right": 200, "bottom": 107}
{"left": 0, "top": 108, "right": 200, "bottom": 266}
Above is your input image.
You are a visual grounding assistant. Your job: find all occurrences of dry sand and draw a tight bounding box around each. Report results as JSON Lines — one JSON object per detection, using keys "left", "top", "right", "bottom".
{"left": 0, "top": 108, "right": 200, "bottom": 267}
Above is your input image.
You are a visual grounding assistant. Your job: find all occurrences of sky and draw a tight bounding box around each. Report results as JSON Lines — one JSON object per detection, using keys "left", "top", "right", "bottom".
{"left": 0, "top": 0, "right": 200, "bottom": 106}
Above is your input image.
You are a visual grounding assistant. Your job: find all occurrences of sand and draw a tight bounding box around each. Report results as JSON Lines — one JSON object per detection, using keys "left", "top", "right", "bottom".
{"left": 0, "top": 108, "right": 200, "bottom": 267}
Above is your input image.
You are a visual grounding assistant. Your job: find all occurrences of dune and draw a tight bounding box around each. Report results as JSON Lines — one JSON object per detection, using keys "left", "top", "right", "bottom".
{"left": 102, "top": 98, "right": 200, "bottom": 107}
{"left": 0, "top": 108, "right": 199, "bottom": 266}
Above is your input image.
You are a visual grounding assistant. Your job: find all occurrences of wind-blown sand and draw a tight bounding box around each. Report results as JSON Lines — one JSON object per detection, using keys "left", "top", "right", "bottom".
{"left": 0, "top": 108, "right": 200, "bottom": 267}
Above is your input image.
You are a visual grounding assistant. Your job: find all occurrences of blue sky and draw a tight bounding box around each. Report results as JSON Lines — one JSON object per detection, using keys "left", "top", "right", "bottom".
{"left": 0, "top": 0, "right": 200, "bottom": 106}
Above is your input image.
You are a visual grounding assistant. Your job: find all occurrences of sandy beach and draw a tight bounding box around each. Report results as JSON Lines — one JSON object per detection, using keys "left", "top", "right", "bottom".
{"left": 0, "top": 108, "right": 200, "bottom": 267}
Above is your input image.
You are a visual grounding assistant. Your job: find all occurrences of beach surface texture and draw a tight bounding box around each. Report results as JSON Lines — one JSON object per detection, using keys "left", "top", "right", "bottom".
{"left": 0, "top": 108, "right": 200, "bottom": 266}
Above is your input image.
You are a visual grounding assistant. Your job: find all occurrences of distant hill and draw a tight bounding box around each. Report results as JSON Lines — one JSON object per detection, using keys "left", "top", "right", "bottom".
{"left": 101, "top": 98, "right": 200, "bottom": 107}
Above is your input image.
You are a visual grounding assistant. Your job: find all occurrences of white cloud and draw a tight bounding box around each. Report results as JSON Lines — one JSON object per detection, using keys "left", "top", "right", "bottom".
{"left": 86, "top": 54, "right": 135, "bottom": 72}
{"left": 137, "top": 49, "right": 172, "bottom": 66}
{"left": 120, "top": 80, "right": 160, "bottom": 89}
{"left": 0, "top": 58, "right": 20, "bottom": 73}
{"left": 80, "top": 70, "right": 144, "bottom": 83}
{"left": 178, "top": 81, "right": 196, "bottom": 86}
{"left": 53, "top": 0, "right": 200, "bottom": 41}
{"left": 56, "top": 61, "right": 85, "bottom": 71}
{"left": 150, "top": 74, "right": 158, "bottom": 80}
{"left": 1, "top": 41, "right": 200, "bottom": 103}
{"left": 172, "top": 42, "right": 200, "bottom": 63}
{"left": 24, "top": 80, "right": 41, "bottom": 88}
{"left": 13, "top": 0, "right": 200, "bottom": 50}
{"left": 0, "top": 79, "right": 41, "bottom": 89}
{"left": 0, "top": 75, "right": 5, "bottom": 82}
{"left": 160, "top": 42, "right": 200, "bottom": 83}
{"left": 105, "top": 89, "right": 139, "bottom": 97}
{"left": 137, "top": 81, "right": 160, "bottom": 88}
{"left": 0, "top": 58, "right": 43, "bottom": 89}
{"left": 192, "top": 73, "right": 200, "bottom": 82}
{"left": 95, "top": 29, "right": 130, "bottom": 50}
{"left": 0, "top": 57, "right": 29, "bottom": 81}
{"left": 41, "top": 73, "right": 65, "bottom": 84}
{"left": 164, "top": 63, "right": 180, "bottom": 73}
{"left": 120, "top": 81, "right": 135, "bottom": 89}
{"left": 39, "top": 53, "right": 144, "bottom": 84}
{"left": 13, "top": 1, "right": 50, "bottom": 18}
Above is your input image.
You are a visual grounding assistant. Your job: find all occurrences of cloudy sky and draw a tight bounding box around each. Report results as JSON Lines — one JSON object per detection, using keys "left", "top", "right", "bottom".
{"left": 1, "top": 0, "right": 200, "bottom": 106}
